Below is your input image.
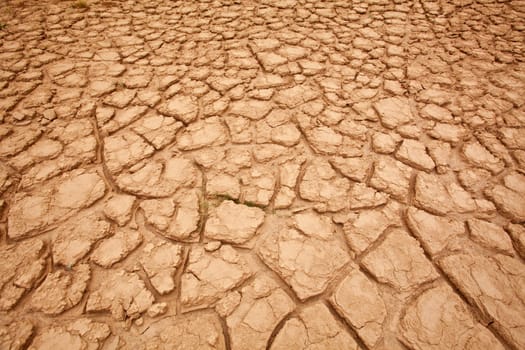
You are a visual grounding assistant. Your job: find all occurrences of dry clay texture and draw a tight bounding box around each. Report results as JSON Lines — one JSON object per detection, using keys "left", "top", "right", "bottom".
{"left": 1, "top": 0, "right": 525, "bottom": 349}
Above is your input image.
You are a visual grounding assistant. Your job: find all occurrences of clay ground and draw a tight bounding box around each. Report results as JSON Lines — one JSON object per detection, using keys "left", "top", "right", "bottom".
{"left": 0, "top": 0, "right": 525, "bottom": 348}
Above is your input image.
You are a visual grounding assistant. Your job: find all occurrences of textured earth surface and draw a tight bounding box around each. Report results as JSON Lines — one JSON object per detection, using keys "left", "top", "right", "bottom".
{"left": 1, "top": 0, "right": 525, "bottom": 349}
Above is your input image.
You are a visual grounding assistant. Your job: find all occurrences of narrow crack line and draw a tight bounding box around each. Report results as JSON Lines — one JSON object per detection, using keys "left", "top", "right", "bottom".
{"left": 324, "top": 300, "right": 371, "bottom": 350}
{"left": 89, "top": 103, "right": 117, "bottom": 192}
{"left": 195, "top": 163, "right": 208, "bottom": 244}
{"left": 265, "top": 311, "right": 295, "bottom": 350}
{"left": 174, "top": 246, "right": 190, "bottom": 315}
{"left": 402, "top": 198, "right": 515, "bottom": 349}
{"left": 218, "top": 314, "right": 232, "bottom": 350}
{"left": 267, "top": 165, "right": 280, "bottom": 212}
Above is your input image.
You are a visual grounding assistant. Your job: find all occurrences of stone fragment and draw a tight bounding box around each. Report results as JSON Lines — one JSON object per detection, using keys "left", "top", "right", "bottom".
{"left": 29, "top": 264, "right": 90, "bottom": 315}
{"left": 86, "top": 270, "right": 155, "bottom": 320}
{"left": 331, "top": 269, "right": 386, "bottom": 348}
{"left": 406, "top": 207, "right": 464, "bottom": 255}
{"left": 258, "top": 222, "right": 349, "bottom": 300}
{"left": 140, "top": 241, "right": 183, "bottom": 294}
{"left": 270, "top": 303, "right": 361, "bottom": 350}
{"left": 467, "top": 218, "right": 514, "bottom": 255}
{"left": 400, "top": 283, "right": 505, "bottom": 350}
{"left": 91, "top": 229, "right": 142, "bottom": 268}
{"left": 396, "top": 139, "right": 435, "bottom": 171}
{"left": 103, "top": 130, "right": 155, "bottom": 173}
{"left": 370, "top": 156, "right": 412, "bottom": 201}
{"left": 344, "top": 201, "right": 402, "bottom": 254}
{"left": 299, "top": 158, "right": 350, "bottom": 212}
{"left": 361, "top": 229, "right": 438, "bottom": 290}
{"left": 158, "top": 95, "right": 198, "bottom": 123}
{"left": 373, "top": 97, "right": 413, "bottom": 129}
{"left": 226, "top": 275, "right": 295, "bottom": 350}
{"left": 439, "top": 252, "right": 525, "bottom": 349}
{"left": 205, "top": 200, "right": 265, "bottom": 244}
{"left": 177, "top": 116, "right": 228, "bottom": 150}
{"left": 181, "top": 245, "right": 252, "bottom": 310}
{"left": 103, "top": 194, "right": 136, "bottom": 226}
{"left": 485, "top": 185, "right": 525, "bottom": 222}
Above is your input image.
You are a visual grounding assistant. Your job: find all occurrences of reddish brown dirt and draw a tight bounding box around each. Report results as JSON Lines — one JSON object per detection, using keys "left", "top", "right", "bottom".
{"left": 1, "top": 0, "right": 525, "bottom": 349}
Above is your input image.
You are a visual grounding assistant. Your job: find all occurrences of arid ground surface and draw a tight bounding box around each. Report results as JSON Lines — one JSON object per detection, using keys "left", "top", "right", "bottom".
{"left": 0, "top": 0, "right": 525, "bottom": 348}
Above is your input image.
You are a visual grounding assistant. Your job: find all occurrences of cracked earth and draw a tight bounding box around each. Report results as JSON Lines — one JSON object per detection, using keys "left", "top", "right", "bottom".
{"left": 0, "top": 0, "right": 525, "bottom": 349}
